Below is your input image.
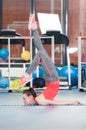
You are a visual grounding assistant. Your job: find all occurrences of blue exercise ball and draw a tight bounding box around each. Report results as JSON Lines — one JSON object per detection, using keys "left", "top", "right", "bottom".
{"left": 0, "top": 48, "right": 9, "bottom": 59}
{"left": 81, "top": 65, "right": 86, "bottom": 69}
{"left": 71, "top": 77, "right": 78, "bottom": 87}
{"left": 0, "top": 70, "right": 2, "bottom": 78}
{"left": 60, "top": 65, "right": 78, "bottom": 87}
{"left": 60, "top": 65, "right": 78, "bottom": 78}
{"left": 26, "top": 66, "right": 44, "bottom": 86}
{"left": 55, "top": 66, "right": 60, "bottom": 76}
{"left": 32, "top": 70, "right": 37, "bottom": 79}
{"left": 0, "top": 78, "right": 9, "bottom": 89}
{"left": 81, "top": 65, "right": 86, "bottom": 77}
{"left": 32, "top": 66, "right": 44, "bottom": 79}
{"left": 39, "top": 66, "right": 44, "bottom": 77}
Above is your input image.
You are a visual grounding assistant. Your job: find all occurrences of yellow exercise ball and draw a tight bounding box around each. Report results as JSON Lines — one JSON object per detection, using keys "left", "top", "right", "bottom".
{"left": 10, "top": 79, "right": 21, "bottom": 89}
{"left": 21, "top": 51, "right": 31, "bottom": 61}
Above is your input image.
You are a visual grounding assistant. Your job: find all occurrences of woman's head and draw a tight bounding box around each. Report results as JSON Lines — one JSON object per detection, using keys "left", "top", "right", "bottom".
{"left": 23, "top": 88, "right": 37, "bottom": 105}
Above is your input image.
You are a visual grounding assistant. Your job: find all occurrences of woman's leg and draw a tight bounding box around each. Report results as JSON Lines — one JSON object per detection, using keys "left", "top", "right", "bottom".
{"left": 26, "top": 50, "right": 58, "bottom": 82}
{"left": 27, "top": 25, "right": 58, "bottom": 82}
{"left": 19, "top": 14, "right": 58, "bottom": 86}
{"left": 32, "top": 30, "right": 44, "bottom": 51}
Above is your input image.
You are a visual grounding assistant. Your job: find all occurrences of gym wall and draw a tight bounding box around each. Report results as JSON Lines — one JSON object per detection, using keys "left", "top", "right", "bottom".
{"left": 2, "top": 0, "right": 86, "bottom": 65}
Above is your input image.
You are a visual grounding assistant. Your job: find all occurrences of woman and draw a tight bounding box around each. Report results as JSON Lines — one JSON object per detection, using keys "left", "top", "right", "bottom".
{"left": 19, "top": 14, "right": 80, "bottom": 105}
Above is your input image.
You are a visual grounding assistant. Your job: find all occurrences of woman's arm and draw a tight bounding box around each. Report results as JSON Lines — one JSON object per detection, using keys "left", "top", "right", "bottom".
{"left": 35, "top": 94, "right": 81, "bottom": 105}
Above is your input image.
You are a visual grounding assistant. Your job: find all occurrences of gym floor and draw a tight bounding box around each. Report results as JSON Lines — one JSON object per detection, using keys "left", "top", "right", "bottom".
{"left": 0, "top": 88, "right": 86, "bottom": 130}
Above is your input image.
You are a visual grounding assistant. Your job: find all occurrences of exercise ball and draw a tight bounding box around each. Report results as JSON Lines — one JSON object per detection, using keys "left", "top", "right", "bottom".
{"left": 33, "top": 77, "right": 45, "bottom": 88}
{"left": 60, "top": 65, "right": 78, "bottom": 86}
{"left": 10, "top": 79, "right": 29, "bottom": 90}
{"left": 10, "top": 79, "right": 21, "bottom": 89}
{"left": 81, "top": 65, "right": 86, "bottom": 69}
{"left": 0, "top": 78, "right": 9, "bottom": 89}
{"left": 0, "top": 70, "right": 2, "bottom": 77}
{"left": 81, "top": 65, "right": 86, "bottom": 77}
{"left": 71, "top": 76, "right": 78, "bottom": 87}
{"left": 0, "top": 58, "right": 8, "bottom": 63}
{"left": 32, "top": 66, "right": 44, "bottom": 79}
{"left": 0, "top": 58, "right": 4, "bottom": 63}
{"left": 25, "top": 66, "right": 44, "bottom": 86}
{"left": 0, "top": 48, "right": 9, "bottom": 59}
{"left": 21, "top": 51, "right": 31, "bottom": 61}
{"left": 26, "top": 82, "right": 30, "bottom": 86}
{"left": 39, "top": 66, "right": 44, "bottom": 77}
{"left": 60, "top": 66, "right": 78, "bottom": 78}
{"left": 55, "top": 66, "right": 60, "bottom": 76}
